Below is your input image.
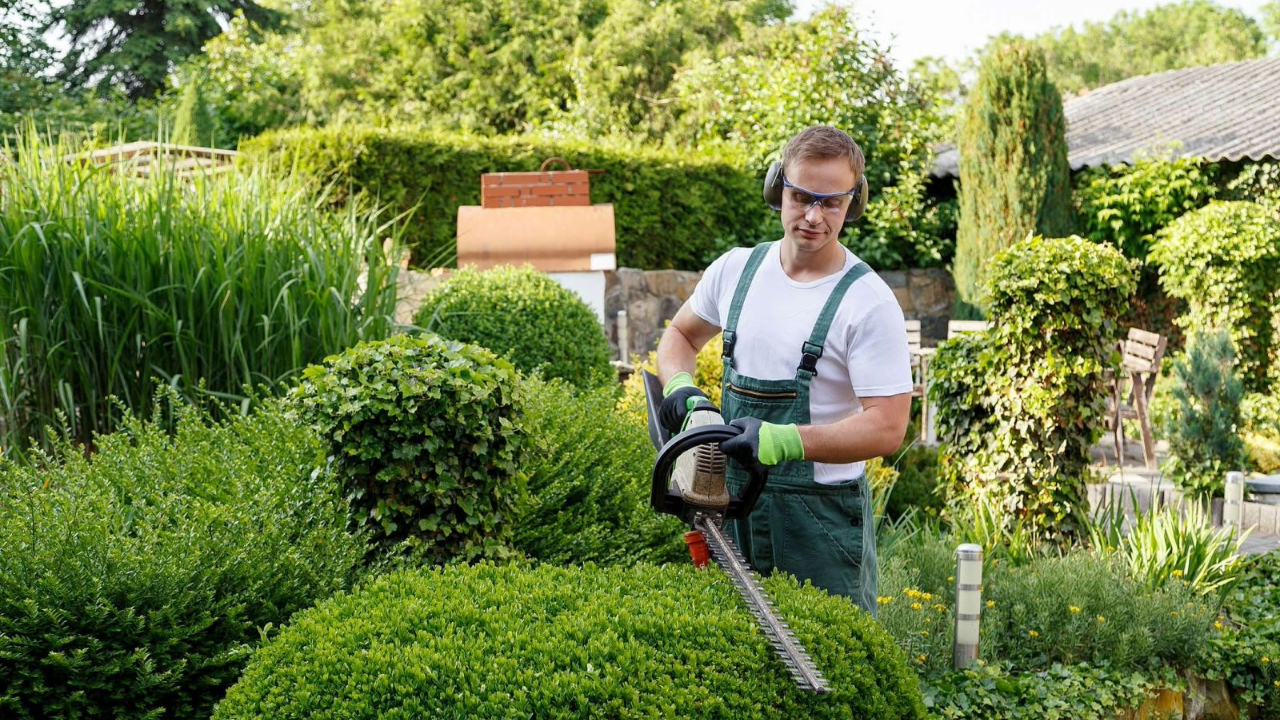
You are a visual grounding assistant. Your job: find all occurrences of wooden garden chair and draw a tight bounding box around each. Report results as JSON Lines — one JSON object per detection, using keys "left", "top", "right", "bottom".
{"left": 1106, "top": 328, "right": 1167, "bottom": 469}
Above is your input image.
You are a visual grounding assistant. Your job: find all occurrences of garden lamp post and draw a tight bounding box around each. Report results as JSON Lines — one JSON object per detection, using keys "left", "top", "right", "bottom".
{"left": 953, "top": 543, "right": 983, "bottom": 670}
{"left": 1224, "top": 471, "right": 1245, "bottom": 534}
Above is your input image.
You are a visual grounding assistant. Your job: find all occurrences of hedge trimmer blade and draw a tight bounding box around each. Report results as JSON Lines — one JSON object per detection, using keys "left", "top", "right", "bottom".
{"left": 696, "top": 517, "right": 831, "bottom": 694}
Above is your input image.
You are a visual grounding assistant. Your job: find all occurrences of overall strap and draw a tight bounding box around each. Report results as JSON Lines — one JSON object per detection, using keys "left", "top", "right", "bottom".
{"left": 798, "top": 261, "right": 872, "bottom": 377}
{"left": 722, "top": 242, "right": 774, "bottom": 364}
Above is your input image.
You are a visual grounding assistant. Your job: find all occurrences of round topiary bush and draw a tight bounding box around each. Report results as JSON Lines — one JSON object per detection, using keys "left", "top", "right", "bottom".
{"left": 213, "top": 563, "right": 926, "bottom": 720}
{"left": 414, "top": 265, "right": 614, "bottom": 389}
{"left": 290, "top": 333, "right": 527, "bottom": 564}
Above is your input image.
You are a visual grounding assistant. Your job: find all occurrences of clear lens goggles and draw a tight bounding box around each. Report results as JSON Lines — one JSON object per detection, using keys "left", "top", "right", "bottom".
{"left": 782, "top": 176, "right": 856, "bottom": 214}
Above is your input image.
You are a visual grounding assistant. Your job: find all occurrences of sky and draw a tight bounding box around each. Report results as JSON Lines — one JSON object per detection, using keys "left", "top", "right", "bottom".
{"left": 792, "top": 0, "right": 1273, "bottom": 68}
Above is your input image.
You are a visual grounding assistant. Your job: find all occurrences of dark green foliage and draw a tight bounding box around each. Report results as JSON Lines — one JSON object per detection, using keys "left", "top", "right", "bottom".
{"left": 1153, "top": 330, "right": 1247, "bottom": 501}
{"left": 931, "top": 235, "right": 1136, "bottom": 544}
{"left": 240, "top": 126, "right": 773, "bottom": 270}
{"left": 0, "top": 132, "right": 399, "bottom": 455}
{"left": 885, "top": 443, "right": 943, "bottom": 522}
{"left": 1149, "top": 201, "right": 1280, "bottom": 390}
{"left": 953, "top": 39, "right": 1073, "bottom": 316}
{"left": 1201, "top": 549, "right": 1280, "bottom": 713}
{"left": 416, "top": 266, "right": 614, "bottom": 389}
{"left": 1073, "top": 152, "right": 1217, "bottom": 260}
{"left": 0, "top": 395, "right": 363, "bottom": 720}
{"left": 48, "top": 0, "right": 283, "bottom": 99}
{"left": 290, "top": 333, "right": 527, "bottom": 565}
{"left": 172, "top": 78, "right": 219, "bottom": 147}
{"left": 212, "top": 563, "right": 928, "bottom": 720}
{"left": 1226, "top": 160, "right": 1280, "bottom": 205}
{"left": 921, "top": 662, "right": 1177, "bottom": 720}
{"left": 513, "top": 375, "right": 685, "bottom": 565}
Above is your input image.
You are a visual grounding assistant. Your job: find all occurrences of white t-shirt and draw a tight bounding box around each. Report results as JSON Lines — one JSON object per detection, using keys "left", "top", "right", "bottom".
{"left": 689, "top": 242, "right": 913, "bottom": 484}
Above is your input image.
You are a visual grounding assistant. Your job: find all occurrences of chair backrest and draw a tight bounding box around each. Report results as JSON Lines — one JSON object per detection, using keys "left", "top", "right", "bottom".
{"left": 904, "top": 319, "right": 922, "bottom": 355}
{"left": 947, "top": 320, "right": 990, "bottom": 339}
{"left": 1122, "top": 327, "right": 1167, "bottom": 375}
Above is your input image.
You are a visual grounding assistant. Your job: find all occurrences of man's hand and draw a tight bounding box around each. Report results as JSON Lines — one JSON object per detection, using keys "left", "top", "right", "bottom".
{"left": 659, "top": 372, "right": 715, "bottom": 434}
{"left": 719, "top": 417, "right": 805, "bottom": 474}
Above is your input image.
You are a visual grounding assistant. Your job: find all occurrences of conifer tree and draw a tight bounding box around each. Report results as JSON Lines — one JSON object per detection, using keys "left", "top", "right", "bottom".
{"left": 953, "top": 40, "right": 1073, "bottom": 317}
{"left": 172, "top": 79, "right": 217, "bottom": 147}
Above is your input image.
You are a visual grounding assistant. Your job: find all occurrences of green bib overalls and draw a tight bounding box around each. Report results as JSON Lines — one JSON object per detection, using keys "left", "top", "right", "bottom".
{"left": 721, "top": 242, "right": 878, "bottom": 614}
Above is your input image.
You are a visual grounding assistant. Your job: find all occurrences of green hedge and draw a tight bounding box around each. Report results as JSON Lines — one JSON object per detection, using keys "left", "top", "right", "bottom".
{"left": 291, "top": 333, "right": 527, "bottom": 565}
{"left": 0, "top": 395, "right": 363, "bottom": 720}
{"left": 416, "top": 265, "right": 614, "bottom": 389}
{"left": 240, "top": 126, "right": 776, "bottom": 270}
{"left": 213, "top": 562, "right": 927, "bottom": 720}
{"left": 514, "top": 375, "right": 686, "bottom": 565}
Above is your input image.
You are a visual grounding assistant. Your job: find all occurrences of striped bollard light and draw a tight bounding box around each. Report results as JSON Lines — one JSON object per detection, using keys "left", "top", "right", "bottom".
{"left": 1224, "top": 471, "right": 1245, "bottom": 534}
{"left": 953, "top": 543, "right": 983, "bottom": 670}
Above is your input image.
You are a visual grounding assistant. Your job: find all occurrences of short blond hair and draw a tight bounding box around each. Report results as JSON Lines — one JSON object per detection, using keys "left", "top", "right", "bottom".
{"left": 782, "top": 125, "right": 865, "bottom": 181}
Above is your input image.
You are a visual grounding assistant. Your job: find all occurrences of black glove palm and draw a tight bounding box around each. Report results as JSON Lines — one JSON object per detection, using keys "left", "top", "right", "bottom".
{"left": 659, "top": 385, "right": 713, "bottom": 435}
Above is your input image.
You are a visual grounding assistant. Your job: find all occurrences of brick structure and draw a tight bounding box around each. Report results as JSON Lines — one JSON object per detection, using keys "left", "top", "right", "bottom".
{"left": 481, "top": 158, "right": 590, "bottom": 208}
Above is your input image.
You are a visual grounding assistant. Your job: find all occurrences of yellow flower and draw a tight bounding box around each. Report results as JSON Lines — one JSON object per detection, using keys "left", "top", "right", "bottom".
{"left": 1263, "top": 657, "right": 1271, "bottom": 664}
{"left": 877, "top": 596, "right": 894, "bottom": 605}
{"left": 1172, "top": 569, "right": 1183, "bottom": 577}
{"left": 1028, "top": 630, "right": 1039, "bottom": 638}
{"left": 1170, "top": 612, "right": 1179, "bottom": 617}
{"left": 911, "top": 602, "right": 923, "bottom": 611}
{"left": 947, "top": 576, "right": 955, "bottom": 583}
{"left": 986, "top": 600, "right": 995, "bottom": 608}
{"left": 921, "top": 630, "right": 930, "bottom": 637}
{"left": 1274, "top": 680, "right": 1280, "bottom": 688}
{"left": 934, "top": 604, "right": 948, "bottom": 612}
{"left": 1215, "top": 621, "right": 1225, "bottom": 631}
{"left": 1097, "top": 615, "right": 1106, "bottom": 623}
{"left": 1069, "top": 606, "right": 1081, "bottom": 614}
{"left": 917, "top": 654, "right": 927, "bottom": 663}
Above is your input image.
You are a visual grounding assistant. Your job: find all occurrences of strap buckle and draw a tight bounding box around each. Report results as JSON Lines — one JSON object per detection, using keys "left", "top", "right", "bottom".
{"left": 799, "top": 341, "right": 824, "bottom": 375}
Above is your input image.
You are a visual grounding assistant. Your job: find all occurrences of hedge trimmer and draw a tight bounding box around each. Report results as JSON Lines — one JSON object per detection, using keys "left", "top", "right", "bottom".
{"left": 641, "top": 370, "right": 830, "bottom": 694}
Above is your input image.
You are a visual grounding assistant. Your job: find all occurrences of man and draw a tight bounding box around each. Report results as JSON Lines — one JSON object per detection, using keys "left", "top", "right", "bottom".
{"left": 655, "top": 125, "right": 912, "bottom": 613}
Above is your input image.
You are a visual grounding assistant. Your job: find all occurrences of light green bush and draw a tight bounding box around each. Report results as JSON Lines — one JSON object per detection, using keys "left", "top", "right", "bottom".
{"left": 416, "top": 266, "right": 614, "bottom": 389}
{"left": 514, "top": 375, "right": 685, "bottom": 565}
{"left": 213, "top": 562, "right": 928, "bottom": 720}
{"left": 1150, "top": 200, "right": 1280, "bottom": 391}
{"left": 0, "top": 394, "right": 362, "bottom": 720}
{"left": 291, "top": 333, "right": 527, "bottom": 564}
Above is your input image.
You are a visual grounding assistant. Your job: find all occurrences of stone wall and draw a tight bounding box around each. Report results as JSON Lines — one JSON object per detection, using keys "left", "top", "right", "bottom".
{"left": 603, "top": 267, "right": 957, "bottom": 362}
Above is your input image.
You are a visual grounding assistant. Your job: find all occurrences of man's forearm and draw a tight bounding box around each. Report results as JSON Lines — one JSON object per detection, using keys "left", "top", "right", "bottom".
{"left": 655, "top": 325, "right": 701, "bottom": 387}
{"left": 795, "top": 395, "right": 911, "bottom": 464}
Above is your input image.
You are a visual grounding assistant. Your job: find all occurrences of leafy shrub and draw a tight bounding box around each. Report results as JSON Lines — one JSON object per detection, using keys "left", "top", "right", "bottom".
{"left": 1225, "top": 160, "right": 1280, "bottom": 205}
{"left": 922, "top": 661, "right": 1177, "bottom": 720}
{"left": 1200, "top": 549, "right": 1280, "bottom": 713}
{"left": 1241, "top": 392, "right": 1280, "bottom": 473}
{"left": 0, "top": 395, "right": 362, "bottom": 720}
{"left": 1152, "top": 330, "right": 1248, "bottom": 500}
{"left": 513, "top": 375, "right": 685, "bottom": 565}
{"left": 240, "top": 126, "right": 773, "bottom": 270}
{"left": 980, "top": 553, "right": 1213, "bottom": 672}
{"left": 213, "top": 563, "right": 928, "bottom": 720}
{"left": 885, "top": 442, "right": 943, "bottom": 522}
{"left": 415, "top": 265, "right": 613, "bottom": 389}
{"left": 952, "top": 39, "right": 1073, "bottom": 316}
{"left": 1073, "top": 151, "right": 1217, "bottom": 260}
{"left": 877, "top": 549, "right": 956, "bottom": 677}
{"left": 1149, "top": 200, "right": 1280, "bottom": 391}
{"left": 290, "top": 333, "right": 527, "bottom": 564}
{"left": 932, "top": 235, "right": 1136, "bottom": 544}
{"left": 0, "top": 131, "right": 398, "bottom": 455}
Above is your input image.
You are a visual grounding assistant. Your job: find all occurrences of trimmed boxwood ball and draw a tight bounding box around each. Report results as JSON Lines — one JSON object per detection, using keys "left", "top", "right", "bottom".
{"left": 415, "top": 265, "right": 614, "bottom": 389}
{"left": 213, "top": 563, "right": 926, "bottom": 720}
{"left": 291, "top": 333, "right": 527, "bottom": 564}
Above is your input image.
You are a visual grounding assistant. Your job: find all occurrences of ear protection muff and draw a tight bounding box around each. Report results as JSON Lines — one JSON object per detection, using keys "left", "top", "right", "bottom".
{"left": 763, "top": 160, "right": 869, "bottom": 225}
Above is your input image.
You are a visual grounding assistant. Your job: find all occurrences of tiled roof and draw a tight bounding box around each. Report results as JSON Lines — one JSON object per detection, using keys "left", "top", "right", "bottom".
{"left": 931, "top": 56, "right": 1280, "bottom": 178}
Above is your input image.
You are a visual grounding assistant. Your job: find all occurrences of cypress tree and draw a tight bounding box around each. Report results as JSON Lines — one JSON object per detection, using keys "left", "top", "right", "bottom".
{"left": 172, "top": 79, "right": 217, "bottom": 147}
{"left": 953, "top": 40, "right": 1073, "bottom": 317}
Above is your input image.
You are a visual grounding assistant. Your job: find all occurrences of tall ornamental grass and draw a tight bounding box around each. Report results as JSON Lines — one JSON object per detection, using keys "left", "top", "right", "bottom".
{"left": 0, "top": 131, "right": 399, "bottom": 452}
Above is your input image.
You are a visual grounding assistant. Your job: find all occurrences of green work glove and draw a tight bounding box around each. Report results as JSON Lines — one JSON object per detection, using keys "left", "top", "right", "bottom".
{"left": 720, "top": 417, "right": 804, "bottom": 474}
{"left": 659, "top": 372, "right": 716, "bottom": 435}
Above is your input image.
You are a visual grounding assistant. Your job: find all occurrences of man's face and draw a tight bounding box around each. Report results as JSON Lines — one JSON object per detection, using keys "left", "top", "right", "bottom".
{"left": 780, "top": 157, "right": 858, "bottom": 256}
